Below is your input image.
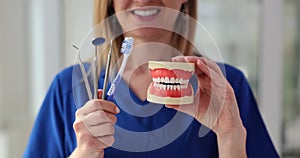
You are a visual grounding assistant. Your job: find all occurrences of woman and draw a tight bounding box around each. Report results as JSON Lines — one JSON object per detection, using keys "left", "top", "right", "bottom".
{"left": 23, "top": 0, "right": 279, "bottom": 157}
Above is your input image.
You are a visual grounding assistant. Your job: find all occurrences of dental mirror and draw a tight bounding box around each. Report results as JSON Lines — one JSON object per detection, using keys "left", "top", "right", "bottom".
{"left": 91, "top": 37, "right": 106, "bottom": 99}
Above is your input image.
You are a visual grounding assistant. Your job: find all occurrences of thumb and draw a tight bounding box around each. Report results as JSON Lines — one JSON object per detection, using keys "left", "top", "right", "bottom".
{"left": 97, "top": 89, "right": 103, "bottom": 99}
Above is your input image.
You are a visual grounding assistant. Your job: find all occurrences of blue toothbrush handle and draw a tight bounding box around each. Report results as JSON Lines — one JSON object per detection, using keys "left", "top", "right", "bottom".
{"left": 106, "top": 74, "right": 122, "bottom": 101}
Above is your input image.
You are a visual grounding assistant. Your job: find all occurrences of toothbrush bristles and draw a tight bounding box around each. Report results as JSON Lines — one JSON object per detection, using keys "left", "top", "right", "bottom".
{"left": 121, "top": 37, "right": 134, "bottom": 54}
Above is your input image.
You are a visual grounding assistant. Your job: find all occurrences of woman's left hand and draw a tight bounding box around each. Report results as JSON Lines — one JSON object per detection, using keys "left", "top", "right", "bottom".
{"left": 166, "top": 56, "right": 247, "bottom": 157}
{"left": 166, "top": 56, "right": 245, "bottom": 137}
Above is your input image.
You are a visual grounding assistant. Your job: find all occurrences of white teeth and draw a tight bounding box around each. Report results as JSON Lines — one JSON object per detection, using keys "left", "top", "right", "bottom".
{"left": 152, "top": 77, "right": 189, "bottom": 84}
{"left": 182, "top": 80, "right": 189, "bottom": 84}
{"left": 182, "top": 84, "right": 188, "bottom": 89}
{"left": 153, "top": 83, "right": 189, "bottom": 90}
{"left": 152, "top": 77, "right": 190, "bottom": 91}
{"left": 133, "top": 9, "right": 159, "bottom": 17}
{"left": 179, "top": 79, "right": 183, "bottom": 84}
{"left": 170, "top": 77, "right": 175, "bottom": 84}
{"left": 164, "top": 77, "right": 169, "bottom": 83}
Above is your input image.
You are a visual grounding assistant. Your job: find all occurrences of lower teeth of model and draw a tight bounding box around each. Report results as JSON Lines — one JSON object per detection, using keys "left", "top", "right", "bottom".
{"left": 153, "top": 82, "right": 188, "bottom": 90}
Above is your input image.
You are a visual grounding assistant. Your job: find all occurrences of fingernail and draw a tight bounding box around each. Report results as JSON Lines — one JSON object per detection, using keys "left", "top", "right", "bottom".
{"left": 115, "top": 107, "right": 120, "bottom": 113}
{"left": 197, "top": 60, "right": 203, "bottom": 65}
{"left": 165, "top": 104, "right": 171, "bottom": 108}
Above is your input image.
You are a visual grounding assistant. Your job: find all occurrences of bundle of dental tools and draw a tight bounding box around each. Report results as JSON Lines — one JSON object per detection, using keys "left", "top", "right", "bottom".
{"left": 73, "top": 36, "right": 134, "bottom": 101}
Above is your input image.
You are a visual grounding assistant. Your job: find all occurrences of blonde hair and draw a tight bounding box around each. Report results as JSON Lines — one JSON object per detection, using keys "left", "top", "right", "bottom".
{"left": 93, "top": 0, "right": 198, "bottom": 69}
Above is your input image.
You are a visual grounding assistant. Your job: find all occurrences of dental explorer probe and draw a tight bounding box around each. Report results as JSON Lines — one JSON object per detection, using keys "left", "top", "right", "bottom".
{"left": 73, "top": 45, "right": 93, "bottom": 100}
{"left": 91, "top": 37, "right": 106, "bottom": 99}
{"left": 101, "top": 36, "right": 115, "bottom": 100}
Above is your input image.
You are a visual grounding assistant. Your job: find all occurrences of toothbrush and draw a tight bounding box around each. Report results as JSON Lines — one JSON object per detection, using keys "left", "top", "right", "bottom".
{"left": 106, "top": 37, "right": 134, "bottom": 100}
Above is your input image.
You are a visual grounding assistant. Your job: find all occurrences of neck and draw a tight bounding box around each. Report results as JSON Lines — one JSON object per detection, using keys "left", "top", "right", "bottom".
{"left": 120, "top": 31, "right": 179, "bottom": 101}
{"left": 124, "top": 29, "right": 174, "bottom": 48}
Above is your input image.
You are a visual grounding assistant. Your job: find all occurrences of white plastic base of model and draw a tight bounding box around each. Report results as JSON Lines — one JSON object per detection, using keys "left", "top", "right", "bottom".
{"left": 148, "top": 61, "right": 195, "bottom": 72}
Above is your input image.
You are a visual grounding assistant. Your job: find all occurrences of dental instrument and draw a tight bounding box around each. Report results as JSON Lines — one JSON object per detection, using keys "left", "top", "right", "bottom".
{"left": 91, "top": 37, "right": 106, "bottom": 99}
{"left": 73, "top": 45, "right": 93, "bottom": 100}
{"left": 106, "top": 37, "right": 134, "bottom": 100}
{"left": 101, "top": 36, "right": 115, "bottom": 100}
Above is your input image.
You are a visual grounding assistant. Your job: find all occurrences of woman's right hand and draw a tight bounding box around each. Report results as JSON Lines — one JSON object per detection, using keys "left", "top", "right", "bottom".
{"left": 69, "top": 90, "right": 120, "bottom": 158}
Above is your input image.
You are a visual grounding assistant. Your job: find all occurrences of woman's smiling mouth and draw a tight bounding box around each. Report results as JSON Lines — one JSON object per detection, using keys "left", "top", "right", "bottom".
{"left": 129, "top": 7, "right": 161, "bottom": 21}
{"left": 131, "top": 8, "right": 160, "bottom": 17}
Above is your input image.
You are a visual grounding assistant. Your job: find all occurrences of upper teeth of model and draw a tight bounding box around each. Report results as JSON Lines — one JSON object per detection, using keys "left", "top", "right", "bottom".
{"left": 152, "top": 77, "right": 189, "bottom": 85}
{"left": 133, "top": 9, "right": 159, "bottom": 17}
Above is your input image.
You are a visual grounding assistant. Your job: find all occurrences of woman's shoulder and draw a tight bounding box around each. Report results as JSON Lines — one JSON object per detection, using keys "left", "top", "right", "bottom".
{"left": 52, "top": 65, "right": 76, "bottom": 95}
{"left": 191, "top": 54, "right": 245, "bottom": 82}
{"left": 219, "top": 63, "right": 249, "bottom": 89}
{"left": 221, "top": 63, "right": 245, "bottom": 79}
{"left": 57, "top": 65, "right": 74, "bottom": 80}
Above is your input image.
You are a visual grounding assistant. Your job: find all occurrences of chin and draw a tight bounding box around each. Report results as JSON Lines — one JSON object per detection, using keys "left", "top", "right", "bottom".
{"left": 126, "top": 28, "right": 170, "bottom": 41}
{"left": 147, "top": 61, "right": 195, "bottom": 105}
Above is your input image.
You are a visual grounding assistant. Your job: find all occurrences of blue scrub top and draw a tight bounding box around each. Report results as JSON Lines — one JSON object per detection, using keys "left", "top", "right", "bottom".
{"left": 23, "top": 63, "right": 279, "bottom": 158}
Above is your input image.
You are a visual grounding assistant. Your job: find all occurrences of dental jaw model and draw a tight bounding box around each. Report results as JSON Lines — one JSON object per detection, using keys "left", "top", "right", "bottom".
{"left": 147, "top": 61, "right": 195, "bottom": 105}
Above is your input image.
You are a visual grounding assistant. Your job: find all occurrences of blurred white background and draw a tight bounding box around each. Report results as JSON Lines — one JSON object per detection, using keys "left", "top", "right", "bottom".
{"left": 0, "top": 0, "right": 299, "bottom": 157}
